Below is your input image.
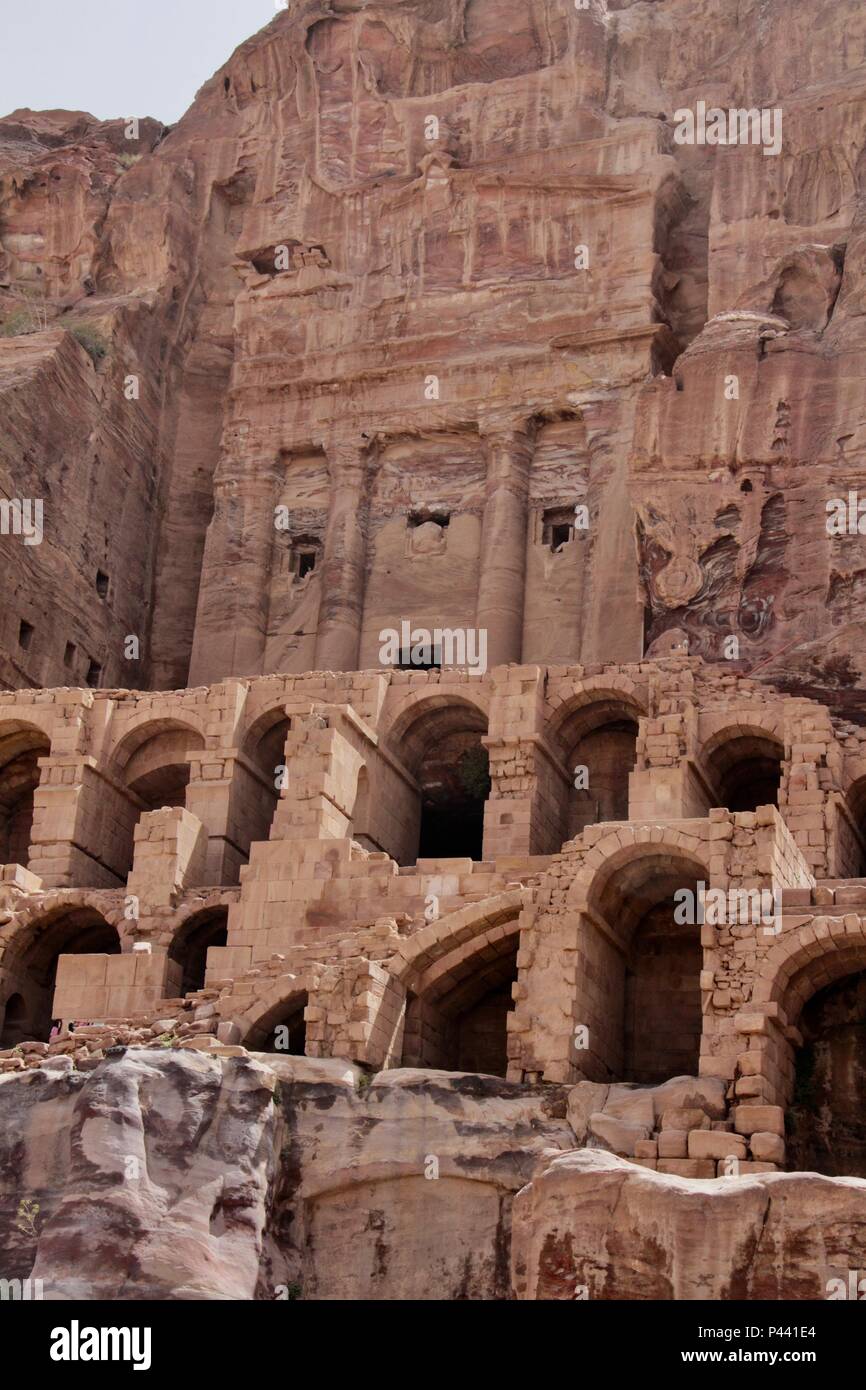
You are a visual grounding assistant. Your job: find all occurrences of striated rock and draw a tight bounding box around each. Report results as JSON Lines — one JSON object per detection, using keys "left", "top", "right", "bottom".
{"left": 0, "top": 1051, "right": 574, "bottom": 1300}
{"left": 6, "top": 1051, "right": 866, "bottom": 1301}
{"left": 0, "top": 1048, "right": 279, "bottom": 1300}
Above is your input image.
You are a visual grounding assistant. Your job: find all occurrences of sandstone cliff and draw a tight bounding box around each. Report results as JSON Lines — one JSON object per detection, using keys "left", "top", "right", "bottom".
{"left": 1, "top": 0, "right": 866, "bottom": 706}
{"left": 3, "top": 1049, "right": 865, "bottom": 1300}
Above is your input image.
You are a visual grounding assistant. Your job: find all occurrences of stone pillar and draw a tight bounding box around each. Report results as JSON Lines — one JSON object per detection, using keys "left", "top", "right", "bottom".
{"left": 314, "top": 442, "right": 369, "bottom": 672}
{"left": 186, "top": 751, "right": 243, "bottom": 886}
{"left": 28, "top": 756, "right": 128, "bottom": 889}
{"left": 189, "top": 459, "right": 280, "bottom": 685}
{"left": 127, "top": 807, "right": 209, "bottom": 907}
{"left": 475, "top": 423, "right": 534, "bottom": 668}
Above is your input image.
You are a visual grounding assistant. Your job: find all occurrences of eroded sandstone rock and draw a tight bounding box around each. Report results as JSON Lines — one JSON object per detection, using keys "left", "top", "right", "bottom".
{"left": 511, "top": 1148, "right": 866, "bottom": 1300}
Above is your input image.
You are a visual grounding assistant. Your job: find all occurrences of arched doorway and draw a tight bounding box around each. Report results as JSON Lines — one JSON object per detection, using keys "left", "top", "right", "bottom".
{"left": 169, "top": 907, "right": 228, "bottom": 997}
{"left": 0, "top": 725, "right": 50, "bottom": 868}
{"left": 589, "top": 846, "right": 705, "bottom": 1084}
{"left": 114, "top": 722, "right": 205, "bottom": 880}
{"left": 786, "top": 966, "right": 866, "bottom": 1178}
{"left": 704, "top": 730, "right": 784, "bottom": 813}
{"left": 1, "top": 907, "right": 120, "bottom": 1042}
{"left": 243, "top": 713, "right": 292, "bottom": 848}
{"left": 546, "top": 692, "right": 642, "bottom": 847}
{"left": 402, "top": 930, "right": 519, "bottom": 1076}
{"left": 388, "top": 698, "right": 490, "bottom": 864}
{"left": 242, "top": 990, "right": 308, "bottom": 1055}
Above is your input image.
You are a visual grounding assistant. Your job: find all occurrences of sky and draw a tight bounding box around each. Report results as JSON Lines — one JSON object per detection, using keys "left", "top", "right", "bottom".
{"left": 2, "top": 0, "right": 282, "bottom": 126}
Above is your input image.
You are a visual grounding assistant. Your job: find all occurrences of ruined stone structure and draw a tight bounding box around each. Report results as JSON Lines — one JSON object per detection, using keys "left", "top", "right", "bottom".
{"left": 4, "top": 0, "right": 866, "bottom": 1301}
{"left": 3, "top": 657, "right": 866, "bottom": 1296}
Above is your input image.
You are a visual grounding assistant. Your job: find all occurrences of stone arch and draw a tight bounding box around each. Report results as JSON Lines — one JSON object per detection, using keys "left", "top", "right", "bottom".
{"left": 232, "top": 976, "right": 311, "bottom": 1053}
{"left": 107, "top": 717, "right": 207, "bottom": 881}
{"left": 108, "top": 713, "right": 207, "bottom": 775}
{"left": 383, "top": 688, "right": 490, "bottom": 768}
{"left": 238, "top": 705, "right": 294, "bottom": 848}
{"left": 842, "top": 770, "right": 866, "bottom": 875}
{"left": 382, "top": 691, "right": 491, "bottom": 864}
{"left": 0, "top": 897, "right": 123, "bottom": 1042}
{"left": 546, "top": 678, "right": 646, "bottom": 747}
{"left": 570, "top": 831, "right": 709, "bottom": 1083}
{"left": 0, "top": 720, "right": 52, "bottom": 869}
{"left": 168, "top": 903, "right": 229, "bottom": 996}
{"left": 700, "top": 721, "right": 785, "bottom": 813}
{"left": 755, "top": 920, "right": 866, "bottom": 1176}
{"left": 389, "top": 889, "right": 527, "bottom": 988}
{"left": 391, "top": 891, "right": 525, "bottom": 1076}
{"left": 754, "top": 918, "right": 866, "bottom": 1015}
{"left": 567, "top": 826, "right": 710, "bottom": 913}
{"left": 546, "top": 684, "right": 646, "bottom": 843}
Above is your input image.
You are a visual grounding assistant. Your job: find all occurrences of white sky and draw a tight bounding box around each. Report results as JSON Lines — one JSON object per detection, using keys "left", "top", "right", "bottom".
{"left": 2, "top": 0, "right": 282, "bottom": 126}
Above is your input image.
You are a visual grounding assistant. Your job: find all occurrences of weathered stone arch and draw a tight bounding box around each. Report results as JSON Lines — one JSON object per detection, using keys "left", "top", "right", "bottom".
{"left": 0, "top": 718, "right": 52, "bottom": 868}
{"left": 0, "top": 894, "right": 125, "bottom": 1043}
{"left": 388, "top": 889, "right": 527, "bottom": 990}
{"left": 538, "top": 827, "right": 710, "bottom": 1084}
{"left": 566, "top": 825, "right": 710, "bottom": 923}
{"left": 381, "top": 689, "right": 492, "bottom": 863}
{"left": 394, "top": 891, "right": 526, "bottom": 1075}
{"left": 0, "top": 890, "right": 129, "bottom": 961}
{"left": 238, "top": 703, "right": 294, "bottom": 761}
{"left": 107, "top": 714, "right": 207, "bottom": 774}
{"left": 0, "top": 711, "right": 57, "bottom": 751}
{"left": 698, "top": 718, "right": 786, "bottom": 813}
{"left": 229, "top": 974, "right": 313, "bottom": 1052}
{"left": 749, "top": 917, "right": 866, "bottom": 1171}
{"left": 166, "top": 895, "right": 233, "bottom": 996}
{"left": 545, "top": 678, "right": 646, "bottom": 751}
{"left": 544, "top": 682, "right": 645, "bottom": 842}
{"left": 754, "top": 916, "right": 866, "bottom": 1021}
{"left": 383, "top": 688, "right": 490, "bottom": 773}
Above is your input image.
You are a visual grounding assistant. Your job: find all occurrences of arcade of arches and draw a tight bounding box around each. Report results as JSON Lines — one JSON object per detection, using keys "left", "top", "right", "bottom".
{"left": 6, "top": 660, "right": 866, "bottom": 1184}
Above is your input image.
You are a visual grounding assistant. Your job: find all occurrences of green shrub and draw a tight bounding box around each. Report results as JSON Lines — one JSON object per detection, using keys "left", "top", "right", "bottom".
{"left": 0, "top": 309, "right": 39, "bottom": 337}
{"left": 69, "top": 323, "right": 109, "bottom": 364}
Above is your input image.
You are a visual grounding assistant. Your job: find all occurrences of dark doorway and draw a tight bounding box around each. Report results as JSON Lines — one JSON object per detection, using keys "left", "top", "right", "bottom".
{"left": 707, "top": 734, "right": 783, "bottom": 813}
{"left": 787, "top": 970, "right": 866, "bottom": 1178}
{"left": 261, "top": 999, "right": 307, "bottom": 1055}
{"left": 0, "top": 993, "right": 28, "bottom": 1048}
{"left": 170, "top": 909, "right": 228, "bottom": 997}
{"left": 417, "top": 737, "right": 490, "bottom": 861}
